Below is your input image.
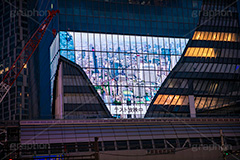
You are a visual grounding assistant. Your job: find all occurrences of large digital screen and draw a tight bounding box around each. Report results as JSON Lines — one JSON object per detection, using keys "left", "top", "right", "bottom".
{"left": 51, "top": 31, "right": 188, "bottom": 118}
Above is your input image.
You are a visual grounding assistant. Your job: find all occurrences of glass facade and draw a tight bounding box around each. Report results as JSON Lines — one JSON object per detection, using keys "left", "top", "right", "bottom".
{"left": 58, "top": 0, "right": 201, "bottom": 37}
{"left": 146, "top": 0, "right": 240, "bottom": 118}
{"left": 50, "top": 32, "right": 188, "bottom": 118}
{"left": 0, "top": 0, "right": 30, "bottom": 120}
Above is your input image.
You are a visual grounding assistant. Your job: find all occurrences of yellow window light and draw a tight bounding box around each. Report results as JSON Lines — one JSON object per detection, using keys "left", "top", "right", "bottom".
{"left": 200, "top": 31, "right": 204, "bottom": 40}
{"left": 5, "top": 67, "right": 9, "bottom": 72}
{"left": 216, "top": 32, "right": 220, "bottom": 41}
{"left": 228, "top": 33, "right": 232, "bottom": 41}
{"left": 232, "top": 33, "right": 237, "bottom": 41}
{"left": 193, "top": 47, "right": 199, "bottom": 57}
{"left": 164, "top": 95, "right": 174, "bottom": 105}
{"left": 185, "top": 47, "right": 216, "bottom": 58}
{"left": 192, "top": 31, "right": 238, "bottom": 42}
{"left": 193, "top": 32, "right": 198, "bottom": 40}
{"left": 220, "top": 32, "right": 224, "bottom": 41}
{"left": 171, "top": 95, "right": 180, "bottom": 105}
{"left": 154, "top": 94, "right": 188, "bottom": 105}
{"left": 203, "top": 31, "right": 209, "bottom": 40}
{"left": 153, "top": 94, "right": 163, "bottom": 105}
{"left": 176, "top": 96, "right": 186, "bottom": 105}
{"left": 185, "top": 48, "right": 190, "bottom": 56}
{"left": 200, "top": 48, "right": 205, "bottom": 57}
{"left": 159, "top": 95, "right": 168, "bottom": 105}
{"left": 208, "top": 32, "right": 213, "bottom": 40}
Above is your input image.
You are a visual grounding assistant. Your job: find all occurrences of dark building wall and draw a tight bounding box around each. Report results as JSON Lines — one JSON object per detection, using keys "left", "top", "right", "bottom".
{"left": 27, "top": 0, "right": 40, "bottom": 120}
{"left": 0, "top": 0, "right": 30, "bottom": 120}
{"left": 29, "top": 0, "right": 59, "bottom": 119}
{"left": 58, "top": 0, "right": 201, "bottom": 37}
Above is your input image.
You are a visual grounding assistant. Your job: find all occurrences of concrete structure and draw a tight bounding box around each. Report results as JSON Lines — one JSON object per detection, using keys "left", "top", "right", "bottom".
{"left": 17, "top": 118, "right": 240, "bottom": 160}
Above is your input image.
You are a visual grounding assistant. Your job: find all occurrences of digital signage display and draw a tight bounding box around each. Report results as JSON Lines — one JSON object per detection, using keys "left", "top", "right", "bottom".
{"left": 51, "top": 31, "right": 188, "bottom": 118}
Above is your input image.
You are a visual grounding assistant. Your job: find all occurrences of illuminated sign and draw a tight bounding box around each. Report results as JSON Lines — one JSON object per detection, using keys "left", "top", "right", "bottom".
{"left": 33, "top": 155, "right": 63, "bottom": 160}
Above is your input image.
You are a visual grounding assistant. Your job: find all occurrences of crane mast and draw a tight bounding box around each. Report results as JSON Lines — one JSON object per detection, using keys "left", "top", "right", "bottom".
{"left": 0, "top": 10, "right": 59, "bottom": 103}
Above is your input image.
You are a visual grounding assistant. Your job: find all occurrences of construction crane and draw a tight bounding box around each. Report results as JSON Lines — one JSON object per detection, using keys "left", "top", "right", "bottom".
{"left": 0, "top": 10, "right": 59, "bottom": 103}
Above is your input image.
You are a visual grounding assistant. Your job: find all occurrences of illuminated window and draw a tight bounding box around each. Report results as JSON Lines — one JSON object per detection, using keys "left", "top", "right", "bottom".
{"left": 176, "top": 96, "right": 184, "bottom": 105}
{"left": 212, "top": 32, "right": 217, "bottom": 41}
{"left": 153, "top": 94, "right": 188, "bottom": 105}
{"left": 192, "top": 31, "right": 237, "bottom": 42}
{"left": 228, "top": 33, "right": 233, "bottom": 41}
{"left": 5, "top": 67, "right": 9, "bottom": 72}
{"left": 159, "top": 95, "right": 168, "bottom": 104}
{"left": 171, "top": 95, "right": 180, "bottom": 105}
{"left": 185, "top": 47, "right": 216, "bottom": 58}
{"left": 220, "top": 32, "right": 224, "bottom": 41}
{"left": 224, "top": 33, "right": 228, "bottom": 41}
{"left": 165, "top": 95, "right": 174, "bottom": 105}
{"left": 193, "top": 32, "right": 200, "bottom": 40}
{"left": 153, "top": 94, "right": 163, "bottom": 105}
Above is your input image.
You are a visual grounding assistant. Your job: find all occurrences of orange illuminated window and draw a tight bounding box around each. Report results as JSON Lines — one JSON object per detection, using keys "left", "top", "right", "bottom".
{"left": 199, "top": 48, "right": 205, "bottom": 57}
{"left": 232, "top": 33, "right": 237, "bottom": 41}
{"left": 176, "top": 96, "right": 184, "bottom": 105}
{"left": 192, "top": 31, "right": 237, "bottom": 42}
{"left": 165, "top": 95, "right": 174, "bottom": 105}
{"left": 228, "top": 33, "right": 232, "bottom": 41}
{"left": 212, "top": 32, "right": 217, "bottom": 41}
{"left": 159, "top": 95, "right": 168, "bottom": 105}
{"left": 153, "top": 95, "right": 163, "bottom": 105}
{"left": 182, "top": 97, "right": 189, "bottom": 105}
{"left": 220, "top": 33, "right": 224, "bottom": 41}
{"left": 193, "top": 48, "right": 199, "bottom": 57}
{"left": 224, "top": 33, "right": 228, "bottom": 41}
{"left": 171, "top": 95, "right": 180, "bottom": 105}
{"left": 216, "top": 32, "right": 220, "bottom": 41}
{"left": 200, "top": 31, "right": 204, "bottom": 40}
{"left": 185, "top": 47, "right": 216, "bottom": 58}
{"left": 153, "top": 94, "right": 188, "bottom": 105}
{"left": 203, "top": 31, "right": 209, "bottom": 40}
{"left": 208, "top": 32, "right": 213, "bottom": 40}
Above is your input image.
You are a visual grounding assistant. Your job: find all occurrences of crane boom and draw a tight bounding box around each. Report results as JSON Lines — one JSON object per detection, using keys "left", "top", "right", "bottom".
{"left": 0, "top": 10, "right": 59, "bottom": 103}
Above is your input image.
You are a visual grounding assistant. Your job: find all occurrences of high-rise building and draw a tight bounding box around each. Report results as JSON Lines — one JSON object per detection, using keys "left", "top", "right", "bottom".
{"left": 0, "top": 0, "right": 30, "bottom": 120}
{"left": 48, "top": 0, "right": 202, "bottom": 119}
{"left": 146, "top": 0, "right": 240, "bottom": 118}
{"left": 28, "top": 0, "right": 59, "bottom": 119}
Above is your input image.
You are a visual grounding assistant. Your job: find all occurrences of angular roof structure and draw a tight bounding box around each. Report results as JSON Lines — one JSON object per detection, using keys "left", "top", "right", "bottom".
{"left": 52, "top": 56, "right": 112, "bottom": 119}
